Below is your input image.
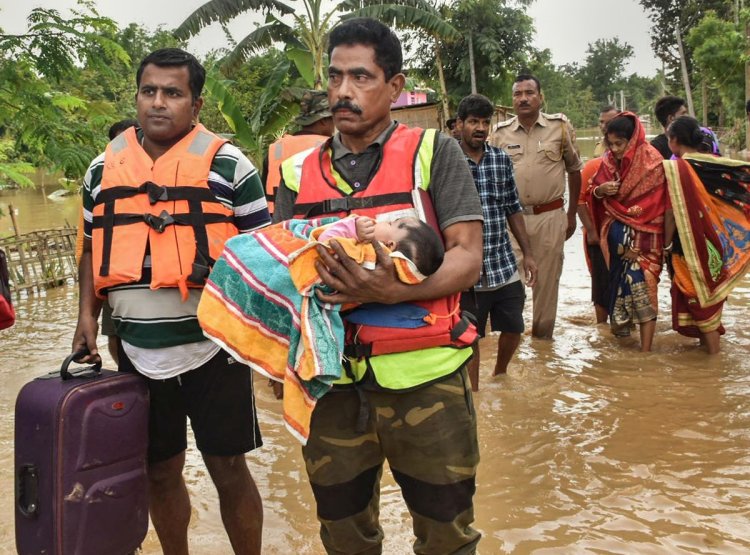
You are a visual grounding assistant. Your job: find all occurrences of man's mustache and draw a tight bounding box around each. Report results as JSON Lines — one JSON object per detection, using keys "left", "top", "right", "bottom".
{"left": 332, "top": 101, "right": 363, "bottom": 115}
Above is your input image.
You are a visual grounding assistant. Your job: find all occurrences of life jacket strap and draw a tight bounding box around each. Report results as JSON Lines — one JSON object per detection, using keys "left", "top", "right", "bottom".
{"left": 93, "top": 211, "right": 230, "bottom": 281}
{"left": 343, "top": 343, "right": 373, "bottom": 358}
{"left": 186, "top": 199, "right": 212, "bottom": 286}
{"left": 293, "top": 192, "right": 413, "bottom": 218}
{"left": 95, "top": 181, "right": 226, "bottom": 206}
{"left": 92, "top": 212, "right": 232, "bottom": 231}
{"left": 449, "top": 314, "right": 472, "bottom": 342}
{"left": 144, "top": 210, "right": 175, "bottom": 233}
{"left": 342, "top": 357, "right": 371, "bottom": 433}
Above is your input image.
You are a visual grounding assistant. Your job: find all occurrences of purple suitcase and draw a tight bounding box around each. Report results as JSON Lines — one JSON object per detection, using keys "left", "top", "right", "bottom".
{"left": 15, "top": 352, "right": 149, "bottom": 555}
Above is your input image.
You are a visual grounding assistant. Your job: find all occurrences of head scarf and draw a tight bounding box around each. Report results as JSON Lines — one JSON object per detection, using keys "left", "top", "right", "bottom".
{"left": 590, "top": 111, "right": 667, "bottom": 235}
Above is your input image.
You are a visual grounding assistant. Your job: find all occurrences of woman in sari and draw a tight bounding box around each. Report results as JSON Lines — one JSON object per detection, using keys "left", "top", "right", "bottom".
{"left": 588, "top": 112, "right": 667, "bottom": 351}
{"left": 663, "top": 116, "right": 750, "bottom": 354}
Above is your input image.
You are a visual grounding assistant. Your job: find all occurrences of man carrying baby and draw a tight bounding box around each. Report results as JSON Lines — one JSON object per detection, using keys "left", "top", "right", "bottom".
{"left": 273, "top": 17, "right": 484, "bottom": 555}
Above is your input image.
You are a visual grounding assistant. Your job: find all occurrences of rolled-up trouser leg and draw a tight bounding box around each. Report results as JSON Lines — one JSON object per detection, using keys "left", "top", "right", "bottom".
{"left": 376, "top": 368, "right": 481, "bottom": 554}
{"left": 302, "top": 389, "right": 385, "bottom": 555}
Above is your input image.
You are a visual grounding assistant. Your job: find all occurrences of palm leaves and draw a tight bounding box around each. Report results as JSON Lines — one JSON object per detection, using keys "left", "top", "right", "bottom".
{"left": 204, "top": 57, "right": 300, "bottom": 166}
{"left": 174, "top": 0, "right": 295, "bottom": 39}
{"left": 175, "top": 0, "right": 460, "bottom": 154}
{"left": 341, "top": 0, "right": 459, "bottom": 42}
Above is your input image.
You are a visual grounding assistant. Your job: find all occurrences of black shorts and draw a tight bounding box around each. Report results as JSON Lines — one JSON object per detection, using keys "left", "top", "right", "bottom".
{"left": 100, "top": 302, "right": 116, "bottom": 336}
{"left": 118, "top": 345, "right": 262, "bottom": 463}
{"left": 460, "top": 281, "right": 525, "bottom": 337}
{"left": 587, "top": 244, "right": 610, "bottom": 308}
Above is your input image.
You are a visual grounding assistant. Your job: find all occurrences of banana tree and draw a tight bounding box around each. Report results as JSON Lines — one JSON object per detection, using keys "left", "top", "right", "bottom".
{"left": 341, "top": 0, "right": 459, "bottom": 120}
{"left": 175, "top": 0, "right": 332, "bottom": 88}
{"left": 203, "top": 57, "right": 300, "bottom": 166}
{"left": 175, "top": 0, "right": 459, "bottom": 94}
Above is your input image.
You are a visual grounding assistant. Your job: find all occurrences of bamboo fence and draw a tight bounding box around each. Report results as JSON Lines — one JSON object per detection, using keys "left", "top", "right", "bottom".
{"left": 0, "top": 226, "right": 78, "bottom": 295}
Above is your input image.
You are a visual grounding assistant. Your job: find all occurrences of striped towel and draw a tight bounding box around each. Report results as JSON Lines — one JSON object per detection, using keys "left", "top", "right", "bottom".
{"left": 197, "top": 218, "right": 425, "bottom": 444}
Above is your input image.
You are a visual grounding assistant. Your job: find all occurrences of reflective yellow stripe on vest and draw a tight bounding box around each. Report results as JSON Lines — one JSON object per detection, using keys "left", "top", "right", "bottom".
{"left": 344, "top": 346, "right": 471, "bottom": 388}
{"left": 415, "top": 128, "right": 436, "bottom": 192}
{"left": 280, "top": 147, "right": 317, "bottom": 194}
{"left": 281, "top": 128, "right": 437, "bottom": 196}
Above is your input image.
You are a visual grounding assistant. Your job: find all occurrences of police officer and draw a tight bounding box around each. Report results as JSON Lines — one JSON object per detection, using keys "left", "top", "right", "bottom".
{"left": 490, "top": 73, "right": 582, "bottom": 339}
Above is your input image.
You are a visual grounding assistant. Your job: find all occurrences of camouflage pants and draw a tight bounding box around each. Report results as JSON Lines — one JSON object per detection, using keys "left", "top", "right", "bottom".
{"left": 302, "top": 368, "right": 481, "bottom": 555}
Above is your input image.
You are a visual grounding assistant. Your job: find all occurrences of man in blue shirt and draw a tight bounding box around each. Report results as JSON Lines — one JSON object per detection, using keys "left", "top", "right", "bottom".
{"left": 457, "top": 94, "right": 537, "bottom": 389}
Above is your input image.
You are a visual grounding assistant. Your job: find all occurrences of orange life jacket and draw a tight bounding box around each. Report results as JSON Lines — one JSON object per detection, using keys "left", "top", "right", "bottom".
{"left": 265, "top": 133, "right": 328, "bottom": 215}
{"left": 291, "top": 124, "right": 477, "bottom": 357}
{"left": 91, "top": 124, "right": 237, "bottom": 300}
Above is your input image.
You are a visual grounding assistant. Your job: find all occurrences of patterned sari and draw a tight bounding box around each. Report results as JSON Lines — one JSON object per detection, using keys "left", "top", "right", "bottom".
{"left": 663, "top": 153, "right": 750, "bottom": 337}
{"left": 588, "top": 112, "right": 667, "bottom": 335}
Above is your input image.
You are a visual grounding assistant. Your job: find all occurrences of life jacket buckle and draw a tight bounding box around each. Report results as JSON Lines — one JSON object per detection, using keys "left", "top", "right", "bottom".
{"left": 144, "top": 181, "right": 169, "bottom": 204}
{"left": 323, "top": 197, "right": 351, "bottom": 214}
{"left": 144, "top": 210, "right": 174, "bottom": 233}
{"left": 188, "top": 262, "right": 210, "bottom": 285}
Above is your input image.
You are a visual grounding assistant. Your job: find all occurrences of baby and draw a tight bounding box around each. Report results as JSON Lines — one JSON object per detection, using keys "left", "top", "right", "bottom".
{"left": 198, "top": 214, "right": 447, "bottom": 443}
{"left": 316, "top": 215, "right": 444, "bottom": 278}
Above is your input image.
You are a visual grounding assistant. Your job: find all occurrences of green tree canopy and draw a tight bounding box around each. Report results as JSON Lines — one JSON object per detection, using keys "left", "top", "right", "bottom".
{"left": 0, "top": 5, "right": 129, "bottom": 183}
{"left": 412, "top": 0, "right": 533, "bottom": 110}
{"left": 176, "top": 0, "right": 459, "bottom": 90}
{"left": 577, "top": 38, "right": 634, "bottom": 105}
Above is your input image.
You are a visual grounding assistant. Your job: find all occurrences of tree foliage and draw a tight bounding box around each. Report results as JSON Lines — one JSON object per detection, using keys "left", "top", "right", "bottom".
{"left": 638, "top": 0, "right": 732, "bottom": 89}
{"left": 201, "top": 50, "right": 301, "bottom": 166}
{"left": 177, "top": 0, "right": 460, "bottom": 90}
{"left": 524, "top": 50, "right": 597, "bottom": 127}
{"left": 0, "top": 6, "right": 191, "bottom": 185}
{"left": 686, "top": 8, "right": 749, "bottom": 147}
{"left": 576, "top": 38, "right": 634, "bottom": 105}
{"left": 688, "top": 10, "right": 747, "bottom": 119}
{"left": 411, "top": 0, "right": 533, "bottom": 110}
{"left": 0, "top": 6, "right": 131, "bottom": 182}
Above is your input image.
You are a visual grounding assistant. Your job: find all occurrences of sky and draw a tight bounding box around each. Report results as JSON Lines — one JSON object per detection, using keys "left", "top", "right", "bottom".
{"left": 1, "top": 0, "right": 660, "bottom": 76}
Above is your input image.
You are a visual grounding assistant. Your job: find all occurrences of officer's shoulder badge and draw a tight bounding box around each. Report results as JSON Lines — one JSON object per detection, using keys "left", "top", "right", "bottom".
{"left": 544, "top": 112, "right": 569, "bottom": 122}
{"left": 494, "top": 118, "right": 515, "bottom": 130}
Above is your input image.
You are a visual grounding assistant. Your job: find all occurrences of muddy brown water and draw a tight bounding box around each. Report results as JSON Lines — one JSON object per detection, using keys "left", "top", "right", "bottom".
{"left": 1, "top": 178, "right": 749, "bottom": 554}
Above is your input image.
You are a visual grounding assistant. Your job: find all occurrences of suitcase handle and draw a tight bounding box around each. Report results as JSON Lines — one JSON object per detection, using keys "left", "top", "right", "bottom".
{"left": 61, "top": 349, "right": 102, "bottom": 380}
{"left": 16, "top": 464, "right": 39, "bottom": 517}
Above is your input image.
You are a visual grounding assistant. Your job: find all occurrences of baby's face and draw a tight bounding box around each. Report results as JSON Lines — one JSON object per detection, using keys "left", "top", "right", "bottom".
{"left": 373, "top": 217, "right": 418, "bottom": 246}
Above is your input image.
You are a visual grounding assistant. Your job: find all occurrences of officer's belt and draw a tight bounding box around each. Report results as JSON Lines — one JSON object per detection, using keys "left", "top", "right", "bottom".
{"left": 522, "top": 197, "right": 564, "bottom": 215}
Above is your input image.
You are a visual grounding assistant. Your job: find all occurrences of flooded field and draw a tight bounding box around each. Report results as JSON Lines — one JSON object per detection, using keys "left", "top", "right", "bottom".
{"left": 1, "top": 182, "right": 749, "bottom": 554}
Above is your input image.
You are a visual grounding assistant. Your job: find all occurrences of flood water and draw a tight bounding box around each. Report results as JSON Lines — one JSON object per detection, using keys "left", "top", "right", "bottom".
{"left": 2, "top": 172, "right": 750, "bottom": 553}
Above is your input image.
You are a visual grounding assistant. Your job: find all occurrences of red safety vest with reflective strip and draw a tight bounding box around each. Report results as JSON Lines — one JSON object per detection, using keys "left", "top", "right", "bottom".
{"left": 291, "top": 124, "right": 477, "bottom": 357}
{"left": 265, "top": 133, "right": 328, "bottom": 215}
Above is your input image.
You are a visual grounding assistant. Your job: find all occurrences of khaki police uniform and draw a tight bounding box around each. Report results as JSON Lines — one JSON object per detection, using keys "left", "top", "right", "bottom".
{"left": 490, "top": 112, "right": 582, "bottom": 338}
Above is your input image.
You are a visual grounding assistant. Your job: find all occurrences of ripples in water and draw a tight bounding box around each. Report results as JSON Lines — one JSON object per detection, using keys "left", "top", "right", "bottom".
{"left": 1, "top": 235, "right": 749, "bottom": 554}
